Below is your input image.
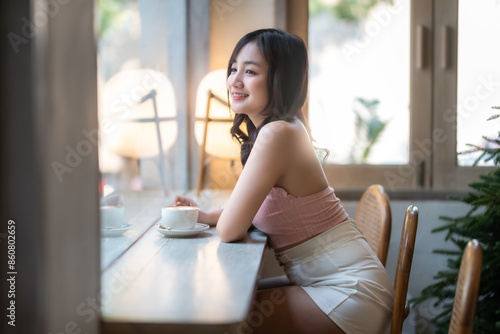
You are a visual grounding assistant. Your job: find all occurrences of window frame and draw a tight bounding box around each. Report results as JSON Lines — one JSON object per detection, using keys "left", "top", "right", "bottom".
{"left": 432, "top": 0, "right": 496, "bottom": 189}
{"left": 305, "top": 0, "right": 496, "bottom": 194}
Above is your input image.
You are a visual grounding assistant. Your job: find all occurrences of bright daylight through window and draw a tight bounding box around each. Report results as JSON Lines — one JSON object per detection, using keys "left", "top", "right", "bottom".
{"left": 456, "top": 0, "right": 500, "bottom": 166}
{"left": 308, "top": 0, "right": 410, "bottom": 165}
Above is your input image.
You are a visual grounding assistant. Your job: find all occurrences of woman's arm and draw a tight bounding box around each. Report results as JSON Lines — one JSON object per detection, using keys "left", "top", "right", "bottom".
{"left": 216, "top": 121, "right": 292, "bottom": 242}
{"left": 171, "top": 195, "right": 222, "bottom": 226}
{"left": 198, "top": 207, "right": 224, "bottom": 226}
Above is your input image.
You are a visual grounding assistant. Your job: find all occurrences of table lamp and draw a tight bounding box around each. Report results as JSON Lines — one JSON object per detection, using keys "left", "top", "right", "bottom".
{"left": 195, "top": 69, "right": 241, "bottom": 195}
{"left": 100, "top": 69, "right": 177, "bottom": 194}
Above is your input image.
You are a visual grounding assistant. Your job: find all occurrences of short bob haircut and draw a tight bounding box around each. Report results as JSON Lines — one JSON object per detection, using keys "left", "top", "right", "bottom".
{"left": 227, "top": 29, "right": 309, "bottom": 165}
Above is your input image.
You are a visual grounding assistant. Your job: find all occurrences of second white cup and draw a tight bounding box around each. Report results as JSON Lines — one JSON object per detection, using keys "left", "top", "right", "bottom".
{"left": 161, "top": 206, "right": 199, "bottom": 230}
{"left": 100, "top": 206, "right": 125, "bottom": 228}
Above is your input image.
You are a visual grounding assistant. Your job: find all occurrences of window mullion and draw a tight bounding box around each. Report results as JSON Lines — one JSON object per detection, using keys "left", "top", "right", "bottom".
{"left": 409, "top": 0, "right": 434, "bottom": 189}
{"left": 432, "top": 0, "right": 459, "bottom": 189}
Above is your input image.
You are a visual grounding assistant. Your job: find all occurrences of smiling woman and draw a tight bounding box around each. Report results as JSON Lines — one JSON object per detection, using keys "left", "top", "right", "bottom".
{"left": 227, "top": 29, "right": 310, "bottom": 166}
{"left": 227, "top": 42, "right": 269, "bottom": 126}
{"left": 172, "top": 29, "right": 394, "bottom": 334}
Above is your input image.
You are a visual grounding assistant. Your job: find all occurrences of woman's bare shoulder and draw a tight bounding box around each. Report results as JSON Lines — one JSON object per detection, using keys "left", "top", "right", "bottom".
{"left": 258, "top": 119, "right": 304, "bottom": 145}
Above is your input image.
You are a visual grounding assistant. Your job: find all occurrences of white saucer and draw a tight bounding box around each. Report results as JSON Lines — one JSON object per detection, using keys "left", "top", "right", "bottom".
{"left": 101, "top": 223, "right": 132, "bottom": 237}
{"left": 153, "top": 223, "right": 210, "bottom": 237}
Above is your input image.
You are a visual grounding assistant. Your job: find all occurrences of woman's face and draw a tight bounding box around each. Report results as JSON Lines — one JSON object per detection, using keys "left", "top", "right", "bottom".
{"left": 227, "top": 42, "right": 269, "bottom": 126}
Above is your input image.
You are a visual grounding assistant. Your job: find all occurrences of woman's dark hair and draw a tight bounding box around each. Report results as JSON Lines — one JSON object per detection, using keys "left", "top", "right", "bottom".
{"left": 227, "top": 29, "right": 310, "bottom": 165}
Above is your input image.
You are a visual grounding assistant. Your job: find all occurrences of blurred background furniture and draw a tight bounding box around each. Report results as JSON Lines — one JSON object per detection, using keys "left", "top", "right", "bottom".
{"left": 195, "top": 69, "right": 240, "bottom": 195}
{"left": 100, "top": 69, "right": 177, "bottom": 195}
{"left": 355, "top": 184, "right": 392, "bottom": 266}
{"left": 448, "top": 239, "right": 483, "bottom": 334}
{"left": 391, "top": 205, "right": 419, "bottom": 334}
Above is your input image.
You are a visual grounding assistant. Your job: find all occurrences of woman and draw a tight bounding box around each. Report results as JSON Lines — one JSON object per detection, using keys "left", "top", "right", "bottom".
{"left": 173, "top": 29, "right": 394, "bottom": 334}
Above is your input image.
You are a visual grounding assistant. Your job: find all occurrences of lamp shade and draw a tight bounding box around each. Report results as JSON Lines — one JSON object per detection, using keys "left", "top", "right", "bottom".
{"left": 101, "top": 69, "right": 177, "bottom": 159}
{"left": 195, "top": 69, "right": 241, "bottom": 159}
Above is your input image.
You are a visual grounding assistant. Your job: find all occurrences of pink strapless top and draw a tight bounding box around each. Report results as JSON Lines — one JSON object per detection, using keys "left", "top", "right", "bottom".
{"left": 253, "top": 186, "right": 349, "bottom": 249}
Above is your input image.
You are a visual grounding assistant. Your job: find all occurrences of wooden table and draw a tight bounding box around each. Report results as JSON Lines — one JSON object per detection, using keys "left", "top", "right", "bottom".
{"left": 100, "top": 191, "right": 268, "bottom": 334}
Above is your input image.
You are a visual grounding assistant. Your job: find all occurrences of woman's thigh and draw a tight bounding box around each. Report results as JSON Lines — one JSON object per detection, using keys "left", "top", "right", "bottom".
{"left": 244, "top": 286, "right": 345, "bottom": 334}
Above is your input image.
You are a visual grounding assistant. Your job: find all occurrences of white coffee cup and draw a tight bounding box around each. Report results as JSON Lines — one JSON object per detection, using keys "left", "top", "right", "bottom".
{"left": 100, "top": 206, "right": 125, "bottom": 228}
{"left": 160, "top": 206, "right": 199, "bottom": 230}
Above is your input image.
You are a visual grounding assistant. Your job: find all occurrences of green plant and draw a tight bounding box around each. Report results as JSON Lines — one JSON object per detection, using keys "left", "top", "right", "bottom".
{"left": 412, "top": 107, "right": 500, "bottom": 333}
{"left": 97, "top": 0, "right": 128, "bottom": 37}
{"left": 459, "top": 109, "right": 500, "bottom": 166}
{"left": 350, "top": 97, "right": 389, "bottom": 164}
{"left": 309, "top": 0, "right": 394, "bottom": 22}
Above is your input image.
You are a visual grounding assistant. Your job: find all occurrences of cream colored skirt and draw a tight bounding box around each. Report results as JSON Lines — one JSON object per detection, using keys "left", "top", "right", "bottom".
{"left": 274, "top": 219, "right": 394, "bottom": 334}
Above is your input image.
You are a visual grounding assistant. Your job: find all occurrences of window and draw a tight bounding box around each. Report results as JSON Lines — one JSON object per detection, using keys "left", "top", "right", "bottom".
{"left": 456, "top": 0, "right": 500, "bottom": 166}
{"left": 308, "top": 0, "right": 497, "bottom": 192}
{"left": 309, "top": 0, "right": 410, "bottom": 166}
{"left": 432, "top": 0, "right": 497, "bottom": 189}
{"left": 97, "top": 0, "right": 207, "bottom": 194}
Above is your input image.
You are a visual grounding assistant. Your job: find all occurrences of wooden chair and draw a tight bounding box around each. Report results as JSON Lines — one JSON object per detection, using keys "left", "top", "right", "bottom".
{"left": 448, "top": 239, "right": 483, "bottom": 334}
{"left": 391, "top": 205, "right": 419, "bottom": 334}
{"left": 355, "top": 184, "right": 392, "bottom": 266}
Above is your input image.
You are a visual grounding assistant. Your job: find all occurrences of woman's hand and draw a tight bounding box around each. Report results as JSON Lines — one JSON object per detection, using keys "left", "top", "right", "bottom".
{"left": 171, "top": 195, "right": 199, "bottom": 208}
{"left": 171, "top": 195, "right": 222, "bottom": 226}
